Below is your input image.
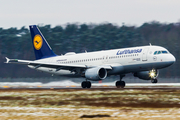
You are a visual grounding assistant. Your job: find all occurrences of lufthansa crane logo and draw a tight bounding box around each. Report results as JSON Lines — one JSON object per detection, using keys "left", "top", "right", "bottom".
{"left": 33, "top": 35, "right": 43, "bottom": 50}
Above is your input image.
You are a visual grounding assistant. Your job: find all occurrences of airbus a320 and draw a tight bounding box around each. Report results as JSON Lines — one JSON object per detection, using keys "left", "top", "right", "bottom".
{"left": 6, "top": 25, "right": 176, "bottom": 88}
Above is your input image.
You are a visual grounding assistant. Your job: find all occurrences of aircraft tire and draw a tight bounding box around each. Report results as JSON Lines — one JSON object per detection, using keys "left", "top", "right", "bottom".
{"left": 116, "top": 81, "right": 125, "bottom": 88}
{"left": 121, "top": 81, "right": 125, "bottom": 88}
{"left": 116, "top": 81, "right": 121, "bottom": 88}
{"left": 151, "top": 79, "right": 158, "bottom": 83}
{"left": 87, "top": 81, "right": 91, "bottom": 88}
{"left": 81, "top": 81, "right": 91, "bottom": 88}
{"left": 81, "top": 81, "right": 87, "bottom": 88}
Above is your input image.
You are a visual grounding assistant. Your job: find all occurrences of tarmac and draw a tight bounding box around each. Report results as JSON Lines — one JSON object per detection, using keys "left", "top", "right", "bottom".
{"left": 0, "top": 82, "right": 180, "bottom": 90}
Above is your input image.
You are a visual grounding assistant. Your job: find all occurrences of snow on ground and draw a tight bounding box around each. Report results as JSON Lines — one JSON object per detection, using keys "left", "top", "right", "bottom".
{"left": 0, "top": 107, "right": 180, "bottom": 118}
{"left": 0, "top": 80, "right": 180, "bottom": 87}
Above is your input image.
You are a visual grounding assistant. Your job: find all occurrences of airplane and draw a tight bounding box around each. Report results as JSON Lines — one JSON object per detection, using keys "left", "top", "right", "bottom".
{"left": 5, "top": 25, "right": 176, "bottom": 88}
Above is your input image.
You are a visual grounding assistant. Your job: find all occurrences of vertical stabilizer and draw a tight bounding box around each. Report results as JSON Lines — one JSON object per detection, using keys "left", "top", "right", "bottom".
{"left": 29, "top": 25, "right": 57, "bottom": 60}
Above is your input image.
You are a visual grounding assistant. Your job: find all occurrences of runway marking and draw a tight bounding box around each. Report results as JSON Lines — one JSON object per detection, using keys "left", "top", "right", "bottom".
{"left": 3, "top": 86, "right": 9, "bottom": 88}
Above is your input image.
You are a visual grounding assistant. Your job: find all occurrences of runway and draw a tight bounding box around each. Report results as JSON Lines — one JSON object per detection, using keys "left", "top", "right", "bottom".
{"left": 0, "top": 83, "right": 180, "bottom": 90}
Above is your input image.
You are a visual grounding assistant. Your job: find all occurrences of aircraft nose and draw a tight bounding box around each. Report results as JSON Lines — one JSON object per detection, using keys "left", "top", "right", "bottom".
{"left": 163, "top": 54, "right": 176, "bottom": 67}
{"left": 169, "top": 54, "right": 176, "bottom": 64}
{"left": 172, "top": 55, "right": 176, "bottom": 62}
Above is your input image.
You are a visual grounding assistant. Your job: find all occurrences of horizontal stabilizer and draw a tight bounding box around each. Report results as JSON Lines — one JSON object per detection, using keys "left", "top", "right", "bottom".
{"left": 5, "top": 57, "right": 31, "bottom": 64}
{"left": 5, "top": 57, "right": 19, "bottom": 63}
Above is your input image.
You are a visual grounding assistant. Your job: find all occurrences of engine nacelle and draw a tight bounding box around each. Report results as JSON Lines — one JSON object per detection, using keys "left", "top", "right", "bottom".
{"left": 85, "top": 67, "right": 107, "bottom": 81}
{"left": 134, "top": 69, "right": 159, "bottom": 80}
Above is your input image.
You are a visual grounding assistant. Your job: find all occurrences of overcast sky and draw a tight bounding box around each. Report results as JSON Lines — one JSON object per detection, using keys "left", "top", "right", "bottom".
{"left": 0, "top": 0, "right": 180, "bottom": 28}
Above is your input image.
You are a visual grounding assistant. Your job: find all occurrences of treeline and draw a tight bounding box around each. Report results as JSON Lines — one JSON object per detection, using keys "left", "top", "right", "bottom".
{"left": 0, "top": 21, "right": 180, "bottom": 78}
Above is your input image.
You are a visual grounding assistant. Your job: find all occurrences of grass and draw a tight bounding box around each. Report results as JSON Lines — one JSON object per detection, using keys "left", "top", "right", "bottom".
{"left": 0, "top": 88, "right": 179, "bottom": 119}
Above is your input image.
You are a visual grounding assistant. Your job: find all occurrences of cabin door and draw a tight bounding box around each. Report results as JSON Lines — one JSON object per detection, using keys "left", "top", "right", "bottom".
{"left": 142, "top": 48, "right": 149, "bottom": 61}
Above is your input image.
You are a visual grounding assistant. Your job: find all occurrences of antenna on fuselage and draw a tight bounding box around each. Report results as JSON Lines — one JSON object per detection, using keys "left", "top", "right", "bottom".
{"left": 149, "top": 43, "right": 152, "bottom": 46}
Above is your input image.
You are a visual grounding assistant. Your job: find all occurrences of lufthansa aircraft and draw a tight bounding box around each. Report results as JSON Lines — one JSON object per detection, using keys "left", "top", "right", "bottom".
{"left": 5, "top": 25, "right": 176, "bottom": 88}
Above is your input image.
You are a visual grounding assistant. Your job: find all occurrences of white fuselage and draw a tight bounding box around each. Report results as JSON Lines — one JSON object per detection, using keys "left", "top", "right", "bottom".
{"left": 28, "top": 45, "right": 175, "bottom": 77}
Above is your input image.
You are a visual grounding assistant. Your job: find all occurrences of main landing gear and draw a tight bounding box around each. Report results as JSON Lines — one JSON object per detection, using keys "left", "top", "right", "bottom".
{"left": 81, "top": 80, "right": 91, "bottom": 88}
{"left": 116, "top": 75, "right": 126, "bottom": 88}
{"left": 151, "top": 79, "right": 158, "bottom": 83}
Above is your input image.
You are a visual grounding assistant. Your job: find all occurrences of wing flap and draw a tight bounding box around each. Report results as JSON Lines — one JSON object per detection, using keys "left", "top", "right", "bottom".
{"left": 29, "top": 62, "right": 87, "bottom": 68}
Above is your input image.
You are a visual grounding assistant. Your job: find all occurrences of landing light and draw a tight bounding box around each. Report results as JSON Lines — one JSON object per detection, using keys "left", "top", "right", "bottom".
{"left": 149, "top": 69, "right": 156, "bottom": 79}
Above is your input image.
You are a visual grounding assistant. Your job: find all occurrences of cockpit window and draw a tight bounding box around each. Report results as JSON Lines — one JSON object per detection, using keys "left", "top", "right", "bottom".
{"left": 162, "top": 51, "right": 168, "bottom": 54}
{"left": 157, "top": 51, "right": 161, "bottom": 54}
{"left": 154, "top": 50, "right": 168, "bottom": 55}
{"left": 154, "top": 51, "right": 157, "bottom": 55}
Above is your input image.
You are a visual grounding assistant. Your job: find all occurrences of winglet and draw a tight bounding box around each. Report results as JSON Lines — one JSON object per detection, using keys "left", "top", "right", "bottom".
{"left": 5, "top": 57, "right": 10, "bottom": 63}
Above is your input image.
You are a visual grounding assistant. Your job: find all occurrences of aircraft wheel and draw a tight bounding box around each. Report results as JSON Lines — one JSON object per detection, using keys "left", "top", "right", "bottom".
{"left": 81, "top": 81, "right": 87, "bottom": 88}
{"left": 81, "top": 81, "right": 91, "bottom": 88}
{"left": 86, "top": 81, "right": 91, "bottom": 88}
{"left": 151, "top": 79, "right": 158, "bottom": 83}
{"left": 116, "top": 81, "right": 126, "bottom": 88}
{"left": 116, "top": 81, "right": 121, "bottom": 88}
{"left": 121, "top": 81, "right": 125, "bottom": 88}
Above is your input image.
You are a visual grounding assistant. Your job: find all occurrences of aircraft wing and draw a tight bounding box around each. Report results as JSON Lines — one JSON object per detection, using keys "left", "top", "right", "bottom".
{"left": 5, "top": 57, "right": 112, "bottom": 70}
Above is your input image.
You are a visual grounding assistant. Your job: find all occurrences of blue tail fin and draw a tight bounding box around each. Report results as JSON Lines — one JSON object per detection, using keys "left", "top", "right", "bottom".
{"left": 29, "top": 25, "right": 57, "bottom": 60}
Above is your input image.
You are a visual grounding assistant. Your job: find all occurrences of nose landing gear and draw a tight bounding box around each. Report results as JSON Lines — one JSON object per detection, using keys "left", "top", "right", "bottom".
{"left": 151, "top": 79, "right": 158, "bottom": 83}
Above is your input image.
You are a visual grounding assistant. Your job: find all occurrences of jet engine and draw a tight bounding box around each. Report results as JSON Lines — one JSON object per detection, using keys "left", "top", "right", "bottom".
{"left": 85, "top": 67, "right": 107, "bottom": 81}
{"left": 134, "top": 69, "right": 159, "bottom": 80}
